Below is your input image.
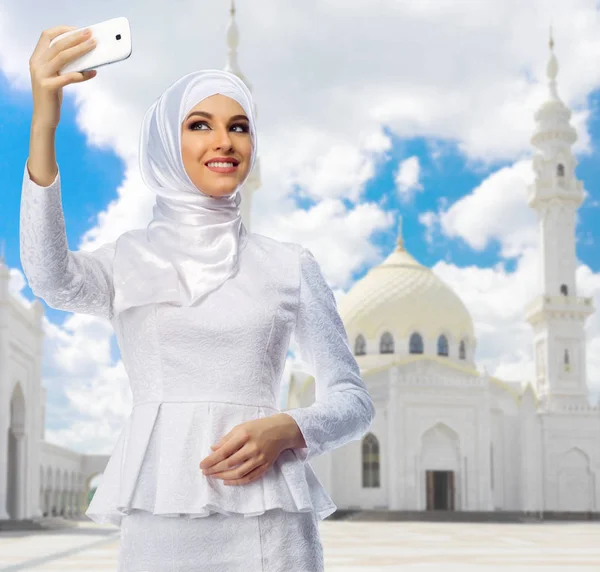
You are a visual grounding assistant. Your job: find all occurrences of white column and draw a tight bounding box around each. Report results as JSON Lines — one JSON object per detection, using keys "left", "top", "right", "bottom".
{"left": 13, "top": 430, "right": 26, "bottom": 520}
{"left": 0, "top": 418, "right": 10, "bottom": 519}
{"left": 387, "top": 368, "right": 400, "bottom": 509}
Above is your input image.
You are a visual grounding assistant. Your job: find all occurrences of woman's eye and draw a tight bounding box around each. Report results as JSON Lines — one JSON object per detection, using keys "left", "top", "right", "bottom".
{"left": 190, "top": 121, "right": 249, "bottom": 133}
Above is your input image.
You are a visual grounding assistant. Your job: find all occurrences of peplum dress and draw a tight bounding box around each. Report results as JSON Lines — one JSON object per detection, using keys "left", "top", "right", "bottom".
{"left": 19, "top": 161, "right": 376, "bottom": 571}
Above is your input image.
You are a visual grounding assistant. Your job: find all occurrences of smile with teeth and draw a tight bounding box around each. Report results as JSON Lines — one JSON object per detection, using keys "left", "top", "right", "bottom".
{"left": 206, "top": 161, "right": 237, "bottom": 167}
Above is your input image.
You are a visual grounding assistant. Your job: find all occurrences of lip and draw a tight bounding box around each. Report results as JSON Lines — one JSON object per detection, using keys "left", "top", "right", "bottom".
{"left": 206, "top": 163, "right": 238, "bottom": 174}
{"left": 205, "top": 157, "right": 239, "bottom": 166}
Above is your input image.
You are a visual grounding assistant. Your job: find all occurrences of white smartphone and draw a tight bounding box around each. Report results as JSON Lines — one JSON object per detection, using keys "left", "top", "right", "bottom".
{"left": 49, "top": 17, "right": 132, "bottom": 75}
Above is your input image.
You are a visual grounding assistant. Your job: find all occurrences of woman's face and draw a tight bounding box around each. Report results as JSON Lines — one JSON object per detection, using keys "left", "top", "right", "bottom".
{"left": 180, "top": 94, "right": 252, "bottom": 198}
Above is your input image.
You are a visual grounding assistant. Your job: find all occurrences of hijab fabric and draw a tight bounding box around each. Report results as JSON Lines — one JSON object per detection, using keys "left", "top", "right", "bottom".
{"left": 112, "top": 69, "right": 257, "bottom": 316}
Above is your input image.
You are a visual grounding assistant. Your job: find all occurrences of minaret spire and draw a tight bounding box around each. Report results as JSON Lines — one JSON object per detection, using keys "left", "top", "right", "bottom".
{"left": 224, "top": 0, "right": 250, "bottom": 88}
{"left": 396, "top": 215, "right": 405, "bottom": 251}
{"left": 547, "top": 25, "right": 560, "bottom": 101}
{"left": 222, "top": 0, "right": 260, "bottom": 232}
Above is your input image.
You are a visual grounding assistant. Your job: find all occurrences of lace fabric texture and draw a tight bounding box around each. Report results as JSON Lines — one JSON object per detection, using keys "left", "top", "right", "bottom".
{"left": 19, "top": 161, "right": 376, "bottom": 527}
{"left": 118, "top": 507, "right": 324, "bottom": 571}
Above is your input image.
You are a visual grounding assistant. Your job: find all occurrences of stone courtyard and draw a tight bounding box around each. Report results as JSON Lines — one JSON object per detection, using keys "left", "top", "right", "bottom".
{"left": 0, "top": 518, "right": 598, "bottom": 570}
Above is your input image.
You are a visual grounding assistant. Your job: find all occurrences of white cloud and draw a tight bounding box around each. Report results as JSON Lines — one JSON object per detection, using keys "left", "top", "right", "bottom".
{"left": 427, "top": 160, "right": 538, "bottom": 258}
{"left": 395, "top": 156, "right": 423, "bottom": 202}
{"left": 260, "top": 198, "right": 394, "bottom": 287}
{"left": 418, "top": 211, "right": 438, "bottom": 245}
{"left": 12, "top": 287, "right": 132, "bottom": 453}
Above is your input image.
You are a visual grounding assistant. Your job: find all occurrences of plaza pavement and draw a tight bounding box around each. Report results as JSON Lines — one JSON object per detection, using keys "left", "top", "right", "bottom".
{"left": 0, "top": 517, "right": 598, "bottom": 570}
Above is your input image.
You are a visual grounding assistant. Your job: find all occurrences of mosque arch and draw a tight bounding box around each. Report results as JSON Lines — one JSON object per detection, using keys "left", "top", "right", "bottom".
{"left": 437, "top": 334, "right": 449, "bottom": 357}
{"left": 459, "top": 339, "right": 466, "bottom": 360}
{"left": 354, "top": 334, "right": 366, "bottom": 356}
{"left": 53, "top": 467, "right": 61, "bottom": 515}
{"left": 420, "top": 422, "right": 461, "bottom": 511}
{"left": 379, "top": 331, "right": 394, "bottom": 354}
{"left": 7, "top": 383, "right": 26, "bottom": 519}
{"left": 557, "top": 448, "right": 593, "bottom": 511}
{"left": 409, "top": 332, "right": 424, "bottom": 354}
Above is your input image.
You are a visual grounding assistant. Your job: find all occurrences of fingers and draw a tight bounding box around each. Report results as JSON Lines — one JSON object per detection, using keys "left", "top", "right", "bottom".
{"left": 205, "top": 457, "right": 268, "bottom": 484}
{"left": 56, "top": 69, "right": 97, "bottom": 88}
{"left": 43, "top": 25, "right": 78, "bottom": 39}
{"left": 46, "top": 32, "right": 96, "bottom": 76}
{"left": 223, "top": 462, "right": 269, "bottom": 485}
{"left": 31, "top": 26, "right": 77, "bottom": 59}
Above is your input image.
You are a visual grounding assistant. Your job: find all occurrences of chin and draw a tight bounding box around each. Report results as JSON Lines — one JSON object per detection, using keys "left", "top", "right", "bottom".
{"left": 193, "top": 179, "right": 238, "bottom": 197}
{"left": 204, "top": 186, "right": 238, "bottom": 198}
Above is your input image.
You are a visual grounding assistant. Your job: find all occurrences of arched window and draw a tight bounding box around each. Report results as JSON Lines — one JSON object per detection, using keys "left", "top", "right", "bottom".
{"left": 362, "top": 433, "right": 380, "bottom": 488}
{"left": 459, "top": 339, "right": 466, "bottom": 360}
{"left": 564, "top": 349, "right": 570, "bottom": 371}
{"left": 380, "top": 331, "right": 394, "bottom": 354}
{"left": 354, "top": 334, "right": 366, "bottom": 356}
{"left": 437, "top": 334, "right": 449, "bottom": 357}
{"left": 560, "top": 284, "right": 568, "bottom": 296}
{"left": 557, "top": 163, "right": 565, "bottom": 177}
{"left": 409, "top": 332, "right": 423, "bottom": 354}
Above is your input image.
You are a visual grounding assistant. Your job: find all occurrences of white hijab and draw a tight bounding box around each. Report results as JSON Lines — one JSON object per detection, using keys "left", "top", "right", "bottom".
{"left": 112, "top": 69, "right": 257, "bottom": 316}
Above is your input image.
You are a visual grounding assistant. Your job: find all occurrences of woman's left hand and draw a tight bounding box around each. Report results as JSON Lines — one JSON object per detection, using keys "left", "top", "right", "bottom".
{"left": 199, "top": 416, "right": 291, "bottom": 486}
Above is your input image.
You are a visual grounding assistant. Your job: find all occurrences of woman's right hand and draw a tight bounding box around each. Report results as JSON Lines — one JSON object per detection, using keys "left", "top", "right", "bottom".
{"left": 28, "top": 25, "right": 98, "bottom": 129}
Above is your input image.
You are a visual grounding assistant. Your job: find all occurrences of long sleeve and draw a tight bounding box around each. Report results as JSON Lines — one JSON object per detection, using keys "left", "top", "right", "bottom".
{"left": 19, "top": 160, "right": 116, "bottom": 321}
{"left": 283, "top": 247, "right": 376, "bottom": 463}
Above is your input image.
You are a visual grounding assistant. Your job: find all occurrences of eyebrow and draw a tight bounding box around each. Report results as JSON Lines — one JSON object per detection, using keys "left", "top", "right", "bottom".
{"left": 186, "top": 111, "right": 249, "bottom": 122}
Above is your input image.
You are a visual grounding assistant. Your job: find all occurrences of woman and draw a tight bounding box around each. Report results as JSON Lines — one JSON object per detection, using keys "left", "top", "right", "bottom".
{"left": 22, "top": 25, "right": 375, "bottom": 571}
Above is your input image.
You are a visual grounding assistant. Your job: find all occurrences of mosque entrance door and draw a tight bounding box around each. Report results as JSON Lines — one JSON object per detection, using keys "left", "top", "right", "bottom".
{"left": 426, "top": 470, "right": 455, "bottom": 510}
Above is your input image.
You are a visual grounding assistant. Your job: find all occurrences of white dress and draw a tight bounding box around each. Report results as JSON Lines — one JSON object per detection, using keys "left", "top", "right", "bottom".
{"left": 19, "top": 162, "right": 376, "bottom": 571}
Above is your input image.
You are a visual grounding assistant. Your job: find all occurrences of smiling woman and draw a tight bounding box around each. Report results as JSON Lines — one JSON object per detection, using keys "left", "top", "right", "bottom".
{"left": 20, "top": 63, "right": 375, "bottom": 571}
{"left": 180, "top": 95, "right": 252, "bottom": 198}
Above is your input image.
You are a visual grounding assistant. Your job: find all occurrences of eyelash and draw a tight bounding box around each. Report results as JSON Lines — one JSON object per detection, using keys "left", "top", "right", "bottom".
{"left": 189, "top": 121, "right": 249, "bottom": 133}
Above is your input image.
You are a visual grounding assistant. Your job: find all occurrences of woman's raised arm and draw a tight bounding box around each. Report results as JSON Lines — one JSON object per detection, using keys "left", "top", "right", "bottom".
{"left": 20, "top": 161, "right": 116, "bottom": 320}
{"left": 20, "top": 25, "right": 116, "bottom": 320}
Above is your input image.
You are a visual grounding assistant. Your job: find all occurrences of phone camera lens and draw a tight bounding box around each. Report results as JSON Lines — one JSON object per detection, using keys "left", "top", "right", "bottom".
{"left": 116, "top": 34, "right": 121, "bottom": 40}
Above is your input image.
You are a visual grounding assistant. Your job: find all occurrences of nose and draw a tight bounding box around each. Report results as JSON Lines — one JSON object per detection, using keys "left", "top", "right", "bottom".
{"left": 212, "top": 126, "right": 233, "bottom": 150}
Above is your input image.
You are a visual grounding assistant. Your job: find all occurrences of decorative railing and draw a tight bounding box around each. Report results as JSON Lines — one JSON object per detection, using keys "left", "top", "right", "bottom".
{"left": 525, "top": 294, "right": 594, "bottom": 316}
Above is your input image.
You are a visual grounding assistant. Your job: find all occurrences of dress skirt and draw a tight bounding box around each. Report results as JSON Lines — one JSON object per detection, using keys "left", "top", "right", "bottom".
{"left": 117, "top": 508, "right": 325, "bottom": 572}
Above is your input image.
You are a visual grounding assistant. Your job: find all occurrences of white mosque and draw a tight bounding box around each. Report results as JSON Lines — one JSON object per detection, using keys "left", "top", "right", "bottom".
{"left": 1, "top": 6, "right": 599, "bottom": 523}
{"left": 286, "top": 32, "right": 600, "bottom": 513}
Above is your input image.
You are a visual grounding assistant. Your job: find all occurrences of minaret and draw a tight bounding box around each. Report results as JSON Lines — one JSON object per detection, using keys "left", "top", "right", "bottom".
{"left": 525, "top": 29, "right": 594, "bottom": 410}
{"left": 224, "top": 0, "right": 261, "bottom": 231}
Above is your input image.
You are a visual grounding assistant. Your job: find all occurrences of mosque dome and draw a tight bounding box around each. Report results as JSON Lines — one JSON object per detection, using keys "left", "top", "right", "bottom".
{"left": 338, "top": 218, "right": 476, "bottom": 362}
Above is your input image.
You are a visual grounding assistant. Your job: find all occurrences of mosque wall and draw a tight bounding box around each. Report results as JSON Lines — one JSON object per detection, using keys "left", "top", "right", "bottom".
{"left": 396, "top": 378, "right": 488, "bottom": 511}
{"left": 500, "top": 412, "right": 522, "bottom": 511}
{"left": 328, "top": 368, "right": 388, "bottom": 510}
{"left": 517, "top": 389, "right": 544, "bottom": 512}
{"left": 0, "top": 291, "right": 98, "bottom": 521}
{"left": 490, "top": 409, "right": 505, "bottom": 509}
{"left": 540, "top": 414, "right": 600, "bottom": 512}
{"left": 40, "top": 442, "right": 87, "bottom": 517}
